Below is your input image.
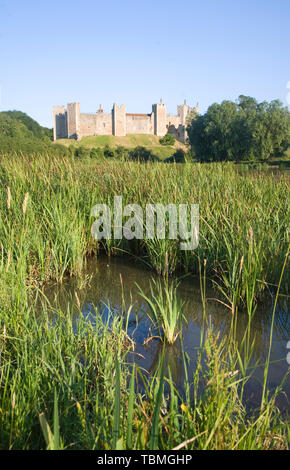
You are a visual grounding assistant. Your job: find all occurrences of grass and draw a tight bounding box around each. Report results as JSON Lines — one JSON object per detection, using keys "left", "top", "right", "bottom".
{"left": 137, "top": 280, "right": 184, "bottom": 344}
{"left": 0, "top": 154, "right": 288, "bottom": 307}
{"left": 0, "top": 152, "right": 289, "bottom": 449}
{"left": 56, "top": 133, "right": 187, "bottom": 160}
{"left": 0, "top": 293, "right": 288, "bottom": 450}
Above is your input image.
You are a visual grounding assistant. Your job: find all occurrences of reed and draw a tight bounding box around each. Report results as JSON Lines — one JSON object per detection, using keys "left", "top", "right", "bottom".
{"left": 137, "top": 280, "right": 184, "bottom": 344}
{"left": 0, "top": 153, "right": 289, "bottom": 450}
{"left": 0, "top": 283, "right": 288, "bottom": 450}
{"left": 0, "top": 153, "right": 288, "bottom": 307}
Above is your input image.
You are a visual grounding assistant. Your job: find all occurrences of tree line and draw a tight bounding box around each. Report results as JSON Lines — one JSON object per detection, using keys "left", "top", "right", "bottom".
{"left": 187, "top": 95, "right": 290, "bottom": 162}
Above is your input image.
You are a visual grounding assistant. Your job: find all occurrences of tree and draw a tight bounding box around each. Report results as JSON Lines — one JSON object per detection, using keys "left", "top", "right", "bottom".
{"left": 2, "top": 110, "right": 53, "bottom": 140}
{"left": 0, "top": 111, "right": 64, "bottom": 156}
{"left": 187, "top": 96, "right": 290, "bottom": 162}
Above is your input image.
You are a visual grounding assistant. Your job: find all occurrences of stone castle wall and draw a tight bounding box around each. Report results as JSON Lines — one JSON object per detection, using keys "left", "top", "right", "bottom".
{"left": 80, "top": 112, "right": 112, "bottom": 136}
{"left": 126, "top": 113, "right": 154, "bottom": 134}
{"left": 53, "top": 99, "right": 198, "bottom": 143}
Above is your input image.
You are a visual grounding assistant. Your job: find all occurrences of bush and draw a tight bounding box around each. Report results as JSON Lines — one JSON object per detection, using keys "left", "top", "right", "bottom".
{"left": 115, "top": 146, "right": 130, "bottom": 160}
{"left": 159, "top": 133, "right": 175, "bottom": 146}
{"left": 164, "top": 149, "right": 186, "bottom": 163}
{"left": 103, "top": 145, "right": 115, "bottom": 158}
{"left": 129, "top": 146, "right": 158, "bottom": 162}
{"left": 74, "top": 146, "right": 90, "bottom": 159}
{"left": 90, "top": 147, "right": 104, "bottom": 159}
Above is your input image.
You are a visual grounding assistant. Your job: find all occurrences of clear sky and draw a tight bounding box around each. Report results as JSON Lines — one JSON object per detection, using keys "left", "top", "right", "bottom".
{"left": 0, "top": 0, "right": 289, "bottom": 127}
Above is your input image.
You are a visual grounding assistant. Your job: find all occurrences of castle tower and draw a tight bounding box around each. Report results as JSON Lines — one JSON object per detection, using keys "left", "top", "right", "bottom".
{"left": 67, "top": 102, "right": 81, "bottom": 139}
{"left": 53, "top": 106, "right": 68, "bottom": 141}
{"left": 112, "top": 103, "right": 126, "bottom": 136}
{"left": 152, "top": 99, "right": 167, "bottom": 136}
{"left": 177, "top": 99, "right": 191, "bottom": 126}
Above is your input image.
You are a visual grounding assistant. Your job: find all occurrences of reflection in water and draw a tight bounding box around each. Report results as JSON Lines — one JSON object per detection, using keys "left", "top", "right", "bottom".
{"left": 41, "top": 255, "right": 290, "bottom": 411}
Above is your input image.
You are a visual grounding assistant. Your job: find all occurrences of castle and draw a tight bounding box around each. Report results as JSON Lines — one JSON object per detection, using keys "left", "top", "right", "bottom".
{"left": 53, "top": 100, "right": 198, "bottom": 143}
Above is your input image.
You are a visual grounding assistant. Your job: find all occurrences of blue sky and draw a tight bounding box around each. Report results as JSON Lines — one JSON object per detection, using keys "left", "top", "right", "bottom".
{"left": 0, "top": 0, "right": 289, "bottom": 127}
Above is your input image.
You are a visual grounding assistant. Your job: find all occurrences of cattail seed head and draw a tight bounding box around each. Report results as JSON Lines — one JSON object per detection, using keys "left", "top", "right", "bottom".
{"left": 249, "top": 226, "right": 253, "bottom": 246}
{"left": 7, "top": 187, "right": 11, "bottom": 209}
{"left": 75, "top": 291, "right": 80, "bottom": 309}
{"left": 239, "top": 255, "right": 244, "bottom": 275}
{"left": 6, "top": 250, "right": 11, "bottom": 272}
{"left": 22, "top": 192, "right": 29, "bottom": 215}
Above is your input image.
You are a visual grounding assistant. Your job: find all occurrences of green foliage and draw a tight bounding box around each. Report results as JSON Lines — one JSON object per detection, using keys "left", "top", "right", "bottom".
{"left": 103, "top": 144, "right": 115, "bottom": 158}
{"left": 2, "top": 110, "right": 53, "bottom": 140}
{"left": 74, "top": 146, "right": 91, "bottom": 159}
{"left": 164, "top": 148, "right": 186, "bottom": 163}
{"left": 129, "top": 146, "right": 159, "bottom": 162}
{"left": 0, "top": 113, "right": 33, "bottom": 139}
{"left": 0, "top": 154, "right": 288, "bottom": 449}
{"left": 0, "top": 290, "right": 288, "bottom": 450}
{"left": 149, "top": 357, "right": 165, "bottom": 450}
{"left": 159, "top": 133, "right": 175, "bottom": 146}
{"left": 187, "top": 96, "right": 290, "bottom": 162}
{"left": 113, "top": 358, "right": 121, "bottom": 449}
{"left": 69, "top": 144, "right": 161, "bottom": 161}
{"left": 89, "top": 147, "right": 104, "bottom": 159}
{"left": 0, "top": 153, "right": 287, "bottom": 306}
{"left": 0, "top": 112, "right": 67, "bottom": 157}
{"left": 138, "top": 280, "right": 183, "bottom": 344}
{"left": 126, "top": 364, "right": 135, "bottom": 449}
{"left": 39, "top": 390, "right": 62, "bottom": 450}
{"left": 115, "top": 145, "right": 130, "bottom": 160}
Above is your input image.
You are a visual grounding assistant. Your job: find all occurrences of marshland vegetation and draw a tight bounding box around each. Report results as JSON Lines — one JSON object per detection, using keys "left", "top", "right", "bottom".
{"left": 0, "top": 152, "right": 289, "bottom": 449}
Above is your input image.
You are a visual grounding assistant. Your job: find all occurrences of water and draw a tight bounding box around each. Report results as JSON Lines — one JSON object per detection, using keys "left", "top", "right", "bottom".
{"left": 43, "top": 254, "right": 290, "bottom": 411}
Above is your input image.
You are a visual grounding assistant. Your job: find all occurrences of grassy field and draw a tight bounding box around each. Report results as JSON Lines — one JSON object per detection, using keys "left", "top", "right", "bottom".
{"left": 56, "top": 133, "right": 187, "bottom": 160}
{"left": 0, "top": 153, "right": 289, "bottom": 450}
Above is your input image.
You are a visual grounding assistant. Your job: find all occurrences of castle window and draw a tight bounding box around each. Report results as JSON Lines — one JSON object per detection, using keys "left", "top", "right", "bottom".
{"left": 103, "top": 123, "right": 106, "bottom": 128}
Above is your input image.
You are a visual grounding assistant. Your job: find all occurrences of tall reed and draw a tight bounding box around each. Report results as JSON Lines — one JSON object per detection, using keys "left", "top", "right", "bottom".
{"left": 137, "top": 279, "right": 184, "bottom": 344}
{"left": 0, "top": 152, "right": 288, "bottom": 450}
{"left": 0, "top": 154, "right": 288, "bottom": 307}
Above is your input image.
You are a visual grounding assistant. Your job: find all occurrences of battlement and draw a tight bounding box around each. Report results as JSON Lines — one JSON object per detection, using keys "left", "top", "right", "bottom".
{"left": 53, "top": 99, "right": 198, "bottom": 143}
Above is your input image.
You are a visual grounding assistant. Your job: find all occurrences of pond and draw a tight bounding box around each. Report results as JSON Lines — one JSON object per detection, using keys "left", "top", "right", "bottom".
{"left": 42, "top": 254, "right": 290, "bottom": 412}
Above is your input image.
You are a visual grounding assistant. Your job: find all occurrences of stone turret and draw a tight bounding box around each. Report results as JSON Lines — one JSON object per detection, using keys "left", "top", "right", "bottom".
{"left": 112, "top": 103, "right": 126, "bottom": 136}
{"left": 67, "top": 102, "right": 81, "bottom": 140}
{"left": 152, "top": 99, "right": 167, "bottom": 136}
{"left": 53, "top": 106, "right": 67, "bottom": 140}
{"left": 177, "top": 99, "right": 191, "bottom": 126}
